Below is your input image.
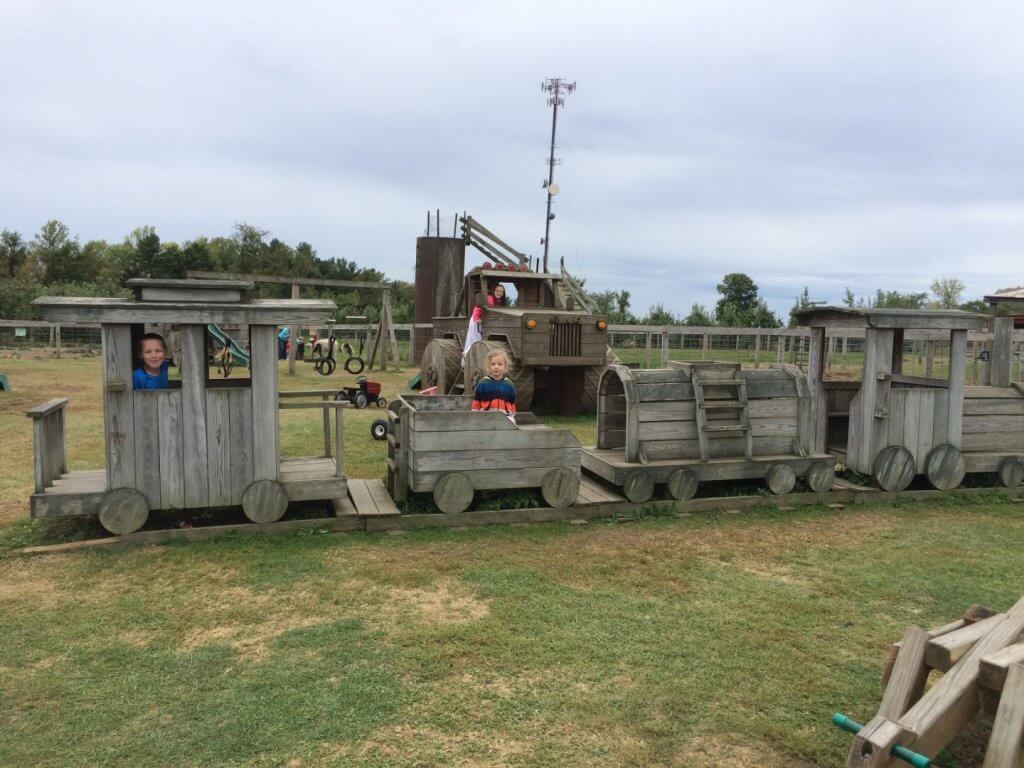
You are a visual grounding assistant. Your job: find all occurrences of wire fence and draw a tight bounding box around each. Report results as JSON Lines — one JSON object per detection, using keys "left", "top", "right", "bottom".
{"left": 2, "top": 320, "right": 1021, "bottom": 383}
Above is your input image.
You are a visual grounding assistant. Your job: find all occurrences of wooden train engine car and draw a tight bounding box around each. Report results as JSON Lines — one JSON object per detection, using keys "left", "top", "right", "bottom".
{"left": 582, "top": 361, "right": 836, "bottom": 502}
{"left": 386, "top": 394, "right": 581, "bottom": 514}
{"left": 795, "top": 307, "right": 1024, "bottom": 491}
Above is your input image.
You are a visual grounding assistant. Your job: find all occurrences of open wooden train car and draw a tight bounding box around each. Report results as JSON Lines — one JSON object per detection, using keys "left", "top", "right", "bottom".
{"left": 26, "top": 279, "right": 344, "bottom": 534}
{"left": 387, "top": 394, "right": 581, "bottom": 514}
{"left": 795, "top": 307, "right": 1024, "bottom": 491}
{"left": 582, "top": 362, "right": 836, "bottom": 502}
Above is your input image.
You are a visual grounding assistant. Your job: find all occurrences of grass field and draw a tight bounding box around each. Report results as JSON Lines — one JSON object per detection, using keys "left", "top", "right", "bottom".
{"left": 1, "top": 353, "right": 1022, "bottom": 767}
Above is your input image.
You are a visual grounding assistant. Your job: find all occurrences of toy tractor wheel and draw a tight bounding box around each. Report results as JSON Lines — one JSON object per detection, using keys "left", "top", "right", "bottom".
{"left": 354, "top": 392, "right": 369, "bottom": 409}
{"left": 622, "top": 470, "right": 655, "bottom": 504}
{"left": 421, "top": 339, "right": 462, "bottom": 395}
{"left": 433, "top": 473, "right": 474, "bottom": 514}
{"left": 766, "top": 464, "right": 797, "bottom": 495}
{"left": 334, "top": 390, "right": 350, "bottom": 403}
{"left": 376, "top": 397, "right": 387, "bottom": 408}
{"left": 925, "top": 444, "right": 966, "bottom": 490}
{"left": 667, "top": 469, "right": 699, "bottom": 501}
{"left": 465, "top": 340, "right": 534, "bottom": 408}
{"left": 242, "top": 480, "right": 289, "bottom": 524}
{"left": 872, "top": 446, "right": 916, "bottom": 492}
{"left": 370, "top": 419, "right": 388, "bottom": 440}
{"left": 98, "top": 488, "right": 149, "bottom": 535}
{"left": 541, "top": 467, "right": 579, "bottom": 508}
{"left": 998, "top": 456, "right": 1024, "bottom": 488}
{"left": 806, "top": 461, "right": 836, "bottom": 494}
{"left": 345, "top": 357, "right": 365, "bottom": 374}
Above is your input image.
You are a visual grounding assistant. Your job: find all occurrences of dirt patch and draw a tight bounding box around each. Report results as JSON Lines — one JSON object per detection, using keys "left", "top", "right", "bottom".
{"left": 320, "top": 725, "right": 533, "bottom": 767}
{"left": 380, "top": 582, "right": 491, "bottom": 626}
{"left": 675, "top": 734, "right": 807, "bottom": 768}
{"left": 735, "top": 562, "right": 805, "bottom": 586}
{"left": 0, "top": 567, "right": 62, "bottom": 608}
{"left": 179, "top": 614, "right": 327, "bottom": 661}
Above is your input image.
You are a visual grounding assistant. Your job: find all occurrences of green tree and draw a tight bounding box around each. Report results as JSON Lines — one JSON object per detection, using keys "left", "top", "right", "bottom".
{"left": 872, "top": 289, "right": 928, "bottom": 309}
{"left": 930, "top": 276, "right": 966, "bottom": 309}
{"left": 715, "top": 273, "right": 758, "bottom": 324}
{"left": 234, "top": 223, "right": 269, "bottom": 273}
{"left": 683, "top": 303, "right": 714, "bottom": 326}
{"left": 0, "top": 228, "right": 28, "bottom": 278}
{"left": 842, "top": 287, "right": 857, "bottom": 307}
{"left": 788, "top": 286, "right": 811, "bottom": 326}
{"left": 31, "top": 220, "right": 84, "bottom": 284}
{"left": 644, "top": 303, "right": 678, "bottom": 326}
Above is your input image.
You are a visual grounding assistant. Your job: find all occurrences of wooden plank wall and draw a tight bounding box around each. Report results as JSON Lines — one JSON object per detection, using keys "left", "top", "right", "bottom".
{"left": 180, "top": 325, "right": 210, "bottom": 507}
{"left": 848, "top": 328, "right": 894, "bottom": 474}
{"left": 101, "top": 324, "right": 136, "bottom": 490}
{"left": 250, "top": 326, "right": 278, "bottom": 482}
{"left": 886, "top": 388, "right": 951, "bottom": 472}
{"left": 962, "top": 387, "right": 1024, "bottom": 453}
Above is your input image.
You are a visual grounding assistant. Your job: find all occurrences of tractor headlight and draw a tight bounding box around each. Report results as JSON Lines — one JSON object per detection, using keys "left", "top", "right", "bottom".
{"left": 525, "top": 318, "right": 537, "bottom": 330}
{"left": 596, "top": 319, "right": 608, "bottom": 331}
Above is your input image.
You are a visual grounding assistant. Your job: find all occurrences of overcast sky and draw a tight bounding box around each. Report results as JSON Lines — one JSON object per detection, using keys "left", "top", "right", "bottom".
{"left": 2, "top": 1, "right": 1023, "bottom": 318}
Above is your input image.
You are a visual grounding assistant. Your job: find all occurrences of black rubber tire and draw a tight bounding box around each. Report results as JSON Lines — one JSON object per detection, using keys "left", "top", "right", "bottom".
{"left": 370, "top": 419, "right": 388, "bottom": 440}
{"left": 345, "top": 357, "right": 365, "bottom": 375}
{"left": 355, "top": 392, "right": 368, "bottom": 409}
{"left": 376, "top": 397, "right": 387, "bottom": 408}
{"left": 316, "top": 357, "right": 336, "bottom": 376}
{"left": 335, "top": 391, "right": 349, "bottom": 403}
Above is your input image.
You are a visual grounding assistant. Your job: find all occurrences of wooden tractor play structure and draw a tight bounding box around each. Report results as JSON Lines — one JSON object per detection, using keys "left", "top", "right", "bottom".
{"left": 420, "top": 216, "right": 612, "bottom": 413}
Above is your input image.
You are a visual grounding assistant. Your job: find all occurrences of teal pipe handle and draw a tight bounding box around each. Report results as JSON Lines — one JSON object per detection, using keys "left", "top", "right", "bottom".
{"left": 832, "top": 713, "right": 931, "bottom": 768}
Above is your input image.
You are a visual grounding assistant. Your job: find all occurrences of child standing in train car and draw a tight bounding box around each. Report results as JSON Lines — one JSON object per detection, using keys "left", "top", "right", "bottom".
{"left": 472, "top": 348, "right": 516, "bottom": 423}
{"left": 133, "top": 333, "right": 170, "bottom": 390}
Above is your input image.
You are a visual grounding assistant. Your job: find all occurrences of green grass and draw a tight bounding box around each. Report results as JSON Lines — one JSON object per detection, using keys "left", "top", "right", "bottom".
{"left": 1, "top": 354, "right": 1022, "bottom": 766}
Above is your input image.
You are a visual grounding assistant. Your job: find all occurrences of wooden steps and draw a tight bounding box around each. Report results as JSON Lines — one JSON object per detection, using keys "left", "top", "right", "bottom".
{"left": 692, "top": 363, "right": 753, "bottom": 461}
{"left": 346, "top": 478, "right": 400, "bottom": 517}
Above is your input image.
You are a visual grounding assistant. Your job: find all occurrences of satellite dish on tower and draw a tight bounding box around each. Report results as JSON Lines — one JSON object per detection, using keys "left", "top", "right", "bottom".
{"left": 547, "top": 182, "right": 560, "bottom": 196}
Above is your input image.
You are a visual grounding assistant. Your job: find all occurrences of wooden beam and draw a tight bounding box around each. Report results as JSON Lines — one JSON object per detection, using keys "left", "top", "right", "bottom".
{"left": 287, "top": 283, "right": 300, "bottom": 376}
{"left": 186, "top": 270, "right": 385, "bottom": 290}
{"left": 983, "top": 662, "right": 1024, "bottom": 768}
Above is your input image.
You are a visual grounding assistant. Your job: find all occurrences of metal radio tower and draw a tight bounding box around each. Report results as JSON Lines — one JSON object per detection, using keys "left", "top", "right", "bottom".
{"left": 540, "top": 77, "right": 575, "bottom": 272}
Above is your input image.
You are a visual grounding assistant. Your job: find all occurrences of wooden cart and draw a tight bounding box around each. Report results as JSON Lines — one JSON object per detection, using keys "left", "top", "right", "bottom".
{"left": 582, "top": 362, "right": 836, "bottom": 502}
{"left": 26, "top": 279, "right": 344, "bottom": 534}
{"left": 387, "top": 394, "right": 581, "bottom": 514}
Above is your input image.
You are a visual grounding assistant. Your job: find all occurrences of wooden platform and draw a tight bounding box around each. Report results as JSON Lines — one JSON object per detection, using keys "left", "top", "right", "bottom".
{"left": 278, "top": 457, "right": 348, "bottom": 502}
{"left": 581, "top": 447, "right": 833, "bottom": 485}
{"left": 575, "top": 474, "right": 624, "bottom": 505}
{"left": 346, "top": 478, "right": 400, "bottom": 517}
{"left": 30, "top": 469, "right": 105, "bottom": 518}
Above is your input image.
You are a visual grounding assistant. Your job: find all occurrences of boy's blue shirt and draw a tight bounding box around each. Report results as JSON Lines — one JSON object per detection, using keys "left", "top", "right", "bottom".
{"left": 133, "top": 360, "right": 170, "bottom": 390}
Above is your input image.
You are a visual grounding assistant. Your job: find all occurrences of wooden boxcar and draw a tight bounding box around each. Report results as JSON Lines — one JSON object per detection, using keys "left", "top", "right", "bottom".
{"left": 795, "top": 307, "right": 1024, "bottom": 491}
{"left": 581, "top": 361, "right": 836, "bottom": 502}
{"left": 387, "top": 394, "right": 581, "bottom": 514}
{"left": 26, "top": 279, "right": 346, "bottom": 533}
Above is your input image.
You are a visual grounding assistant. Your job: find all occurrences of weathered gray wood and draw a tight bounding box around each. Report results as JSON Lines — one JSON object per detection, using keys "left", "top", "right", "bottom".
{"left": 241, "top": 479, "right": 288, "bottom": 523}
{"left": 335, "top": 404, "right": 344, "bottom": 478}
{"left": 228, "top": 388, "right": 254, "bottom": 504}
{"left": 925, "top": 444, "right": 965, "bottom": 491}
{"left": 622, "top": 470, "right": 654, "bottom": 503}
{"left": 541, "top": 467, "right": 579, "bottom": 508}
{"left": 102, "top": 324, "right": 136, "bottom": 490}
{"left": 411, "top": 447, "right": 580, "bottom": 472}
{"left": 863, "top": 328, "right": 895, "bottom": 473}
{"left": 964, "top": 398, "right": 1024, "bottom": 416}
{"left": 998, "top": 457, "right": 1024, "bottom": 488}
{"left": 433, "top": 473, "right": 474, "bottom": 514}
{"left": 409, "top": 429, "right": 579, "bottom": 451}
{"left": 97, "top": 488, "right": 149, "bottom": 535}
{"left": 640, "top": 435, "right": 798, "bottom": 461}
{"left": 926, "top": 614, "right": 1006, "bottom": 670}
{"left": 133, "top": 392, "right": 162, "bottom": 509}
{"left": 766, "top": 463, "right": 796, "bottom": 495}
{"left": 206, "top": 390, "right": 233, "bottom": 506}
{"left": 983, "top": 662, "right": 1024, "bottom": 768}
{"left": 873, "top": 445, "right": 916, "bottom": 492}
{"left": 947, "top": 329, "right": 967, "bottom": 448}
{"left": 660, "top": 328, "right": 669, "bottom": 367}
{"left": 157, "top": 390, "right": 185, "bottom": 509}
{"left": 138, "top": 286, "right": 244, "bottom": 303}
{"left": 879, "top": 627, "right": 931, "bottom": 720}
{"left": 666, "top": 468, "right": 698, "bottom": 501}
{"left": 250, "top": 325, "right": 279, "bottom": 481}
{"left": 178, "top": 325, "right": 210, "bottom": 506}
{"left": 806, "top": 460, "right": 835, "bottom": 493}
{"left": 980, "top": 644, "right": 1024, "bottom": 693}
{"left": 991, "top": 316, "right": 1014, "bottom": 389}
{"left": 34, "top": 297, "right": 338, "bottom": 326}
{"left": 31, "top": 418, "right": 46, "bottom": 493}
{"left": 807, "top": 326, "right": 828, "bottom": 454}
{"left": 411, "top": 410, "right": 519, "bottom": 432}
{"left": 366, "top": 478, "right": 400, "bottom": 515}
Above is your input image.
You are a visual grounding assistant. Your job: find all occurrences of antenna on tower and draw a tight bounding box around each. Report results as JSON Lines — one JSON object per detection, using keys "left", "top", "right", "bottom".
{"left": 540, "top": 77, "right": 576, "bottom": 272}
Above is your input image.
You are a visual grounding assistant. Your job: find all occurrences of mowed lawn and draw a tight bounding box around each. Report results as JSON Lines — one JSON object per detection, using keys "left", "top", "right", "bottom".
{"left": 1, "top": 354, "right": 1023, "bottom": 767}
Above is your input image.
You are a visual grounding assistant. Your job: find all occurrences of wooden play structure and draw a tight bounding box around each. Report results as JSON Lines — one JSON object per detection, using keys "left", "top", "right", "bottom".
{"left": 582, "top": 362, "right": 836, "bottom": 502}
{"left": 835, "top": 596, "right": 1024, "bottom": 767}
{"left": 421, "top": 265, "right": 610, "bottom": 412}
{"left": 386, "top": 394, "right": 581, "bottom": 514}
{"left": 26, "top": 278, "right": 353, "bottom": 534}
{"left": 794, "top": 307, "right": 1024, "bottom": 491}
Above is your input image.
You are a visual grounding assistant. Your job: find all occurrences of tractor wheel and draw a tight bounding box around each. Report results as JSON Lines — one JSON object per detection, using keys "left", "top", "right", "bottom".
{"left": 355, "top": 392, "right": 369, "bottom": 409}
{"left": 242, "top": 480, "right": 289, "bottom": 524}
{"left": 465, "top": 340, "right": 534, "bottom": 409}
{"left": 377, "top": 397, "right": 387, "bottom": 408}
{"left": 98, "top": 488, "right": 149, "bottom": 535}
{"left": 370, "top": 419, "right": 388, "bottom": 440}
{"left": 421, "top": 339, "right": 462, "bottom": 395}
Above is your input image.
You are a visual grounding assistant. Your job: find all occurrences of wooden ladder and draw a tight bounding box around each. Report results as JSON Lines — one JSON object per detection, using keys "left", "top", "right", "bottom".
{"left": 693, "top": 368, "right": 753, "bottom": 461}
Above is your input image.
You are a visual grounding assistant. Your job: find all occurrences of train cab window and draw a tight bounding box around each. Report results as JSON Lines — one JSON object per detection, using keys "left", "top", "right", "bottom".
{"left": 130, "top": 324, "right": 181, "bottom": 390}
{"left": 206, "top": 325, "right": 251, "bottom": 387}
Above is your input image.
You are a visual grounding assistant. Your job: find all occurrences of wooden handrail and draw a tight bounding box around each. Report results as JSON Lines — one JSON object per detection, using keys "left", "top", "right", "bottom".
{"left": 25, "top": 399, "right": 68, "bottom": 492}
{"left": 25, "top": 398, "right": 68, "bottom": 419}
{"left": 277, "top": 398, "right": 348, "bottom": 477}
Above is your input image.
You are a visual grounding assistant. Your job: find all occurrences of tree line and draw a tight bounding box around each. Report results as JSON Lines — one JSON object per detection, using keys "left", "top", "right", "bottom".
{"left": 0, "top": 220, "right": 414, "bottom": 321}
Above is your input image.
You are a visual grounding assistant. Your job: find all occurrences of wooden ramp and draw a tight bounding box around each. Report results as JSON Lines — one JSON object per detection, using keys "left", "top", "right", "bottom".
{"left": 575, "top": 475, "right": 624, "bottom": 505}
{"left": 346, "top": 478, "right": 401, "bottom": 517}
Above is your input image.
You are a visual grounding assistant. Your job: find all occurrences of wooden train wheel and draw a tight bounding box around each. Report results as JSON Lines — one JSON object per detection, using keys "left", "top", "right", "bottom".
{"left": 998, "top": 456, "right": 1024, "bottom": 488}
{"left": 242, "top": 480, "right": 288, "bottom": 524}
{"left": 433, "top": 473, "right": 473, "bottom": 514}
{"left": 925, "top": 444, "right": 966, "bottom": 491}
{"left": 766, "top": 464, "right": 796, "bottom": 495}
{"left": 420, "top": 339, "right": 462, "bottom": 395}
{"left": 464, "top": 340, "right": 534, "bottom": 408}
{"left": 98, "top": 488, "right": 149, "bottom": 535}
{"left": 541, "top": 468, "right": 579, "bottom": 508}
{"left": 667, "top": 469, "right": 698, "bottom": 501}
{"left": 806, "top": 461, "right": 836, "bottom": 494}
{"left": 622, "top": 470, "right": 654, "bottom": 504}
{"left": 872, "top": 446, "right": 916, "bottom": 492}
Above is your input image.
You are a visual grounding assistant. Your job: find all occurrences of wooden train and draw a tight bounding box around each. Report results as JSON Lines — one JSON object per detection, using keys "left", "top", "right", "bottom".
{"left": 25, "top": 296, "right": 1024, "bottom": 530}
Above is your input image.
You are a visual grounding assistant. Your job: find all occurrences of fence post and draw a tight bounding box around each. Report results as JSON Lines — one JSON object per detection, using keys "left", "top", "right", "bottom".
{"left": 645, "top": 332, "right": 652, "bottom": 368}
{"left": 55, "top": 325, "right": 62, "bottom": 359}
{"left": 701, "top": 333, "right": 708, "bottom": 361}
{"left": 661, "top": 328, "right": 669, "bottom": 368}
